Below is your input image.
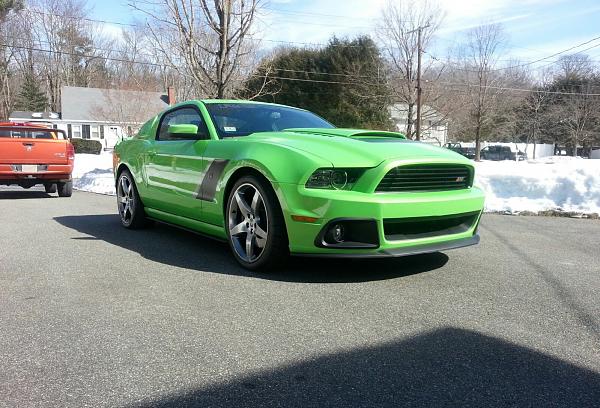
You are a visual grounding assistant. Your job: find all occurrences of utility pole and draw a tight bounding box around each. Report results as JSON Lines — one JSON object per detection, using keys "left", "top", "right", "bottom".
{"left": 410, "top": 24, "right": 430, "bottom": 141}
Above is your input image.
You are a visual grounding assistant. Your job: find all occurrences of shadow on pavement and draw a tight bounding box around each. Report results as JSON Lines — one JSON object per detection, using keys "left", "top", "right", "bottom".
{"left": 0, "top": 189, "right": 53, "bottom": 199}
{"left": 54, "top": 214, "right": 449, "bottom": 283}
{"left": 129, "top": 327, "right": 600, "bottom": 408}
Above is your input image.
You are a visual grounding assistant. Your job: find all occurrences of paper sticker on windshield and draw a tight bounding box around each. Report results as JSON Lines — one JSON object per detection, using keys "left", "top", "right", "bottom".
{"left": 224, "top": 126, "right": 237, "bottom": 132}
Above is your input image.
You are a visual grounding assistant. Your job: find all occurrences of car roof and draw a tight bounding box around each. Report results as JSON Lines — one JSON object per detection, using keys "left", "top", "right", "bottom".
{"left": 199, "top": 99, "right": 304, "bottom": 110}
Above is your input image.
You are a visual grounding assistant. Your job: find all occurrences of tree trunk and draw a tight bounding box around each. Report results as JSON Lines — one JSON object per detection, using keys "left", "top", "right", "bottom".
{"left": 216, "top": 0, "right": 231, "bottom": 99}
{"left": 474, "top": 110, "right": 482, "bottom": 161}
{"left": 406, "top": 102, "right": 414, "bottom": 139}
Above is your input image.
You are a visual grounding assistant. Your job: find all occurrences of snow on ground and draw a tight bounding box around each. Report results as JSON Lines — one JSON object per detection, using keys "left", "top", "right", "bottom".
{"left": 72, "top": 152, "right": 600, "bottom": 215}
{"left": 73, "top": 152, "right": 115, "bottom": 196}
{"left": 475, "top": 156, "right": 600, "bottom": 215}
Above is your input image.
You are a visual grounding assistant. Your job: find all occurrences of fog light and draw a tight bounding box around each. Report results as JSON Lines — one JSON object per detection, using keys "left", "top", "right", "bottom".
{"left": 332, "top": 224, "right": 344, "bottom": 242}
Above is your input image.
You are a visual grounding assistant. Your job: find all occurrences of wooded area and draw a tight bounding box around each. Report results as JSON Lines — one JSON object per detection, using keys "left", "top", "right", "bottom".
{"left": 2, "top": 0, "right": 600, "bottom": 156}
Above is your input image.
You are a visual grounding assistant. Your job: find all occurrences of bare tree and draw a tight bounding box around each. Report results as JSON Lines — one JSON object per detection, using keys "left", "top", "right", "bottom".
{"left": 30, "top": 0, "right": 113, "bottom": 111}
{"left": 457, "top": 23, "right": 506, "bottom": 160}
{"left": 538, "top": 55, "right": 600, "bottom": 156}
{"left": 377, "top": 0, "right": 444, "bottom": 139}
{"left": 516, "top": 69, "right": 552, "bottom": 158}
{"left": 0, "top": 0, "right": 24, "bottom": 118}
{"left": 132, "top": 0, "right": 262, "bottom": 98}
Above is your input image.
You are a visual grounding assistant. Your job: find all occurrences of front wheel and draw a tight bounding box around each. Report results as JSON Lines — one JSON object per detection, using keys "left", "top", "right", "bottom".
{"left": 226, "top": 175, "right": 289, "bottom": 271}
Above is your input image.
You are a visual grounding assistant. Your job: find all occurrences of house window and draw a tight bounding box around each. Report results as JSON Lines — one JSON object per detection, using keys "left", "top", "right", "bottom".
{"left": 82, "top": 124, "right": 90, "bottom": 139}
{"left": 72, "top": 125, "right": 81, "bottom": 138}
{"left": 91, "top": 125, "right": 99, "bottom": 139}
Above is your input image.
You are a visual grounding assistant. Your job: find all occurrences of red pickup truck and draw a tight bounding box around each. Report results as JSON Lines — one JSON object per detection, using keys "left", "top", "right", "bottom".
{"left": 0, "top": 122, "right": 74, "bottom": 197}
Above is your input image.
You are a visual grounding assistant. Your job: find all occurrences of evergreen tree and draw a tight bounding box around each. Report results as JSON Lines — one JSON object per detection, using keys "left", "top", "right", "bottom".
{"left": 0, "top": 0, "right": 23, "bottom": 20}
{"left": 242, "top": 36, "right": 392, "bottom": 130}
{"left": 15, "top": 73, "right": 48, "bottom": 112}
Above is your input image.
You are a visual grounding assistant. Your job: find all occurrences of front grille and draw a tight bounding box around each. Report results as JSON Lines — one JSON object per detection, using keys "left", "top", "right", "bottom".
{"left": 376, "top": 164, "right": 472, "bottom": 192}
{"left": 384, "top": 211, "right": 480, "bottom": 241}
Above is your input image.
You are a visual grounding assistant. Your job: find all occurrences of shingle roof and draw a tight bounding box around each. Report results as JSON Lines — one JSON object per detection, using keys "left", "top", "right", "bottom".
{"left": 9, "top": 111, "right": 60, "bottom": 120}
{"left": 60, "top": 86, "right": 169, "bottom": 121}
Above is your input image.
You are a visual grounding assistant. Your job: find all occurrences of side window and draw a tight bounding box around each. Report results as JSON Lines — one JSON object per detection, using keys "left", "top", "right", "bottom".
{"left": 157, "top": 107, "right": 208, "bottom": 141}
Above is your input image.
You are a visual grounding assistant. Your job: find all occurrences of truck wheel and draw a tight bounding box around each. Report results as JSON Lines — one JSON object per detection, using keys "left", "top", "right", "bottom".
{"left": 57, "top": 181, "right": 73, "bottom": 197}
{"left": 44, "top": 183, "right": 57, "bottom": 194}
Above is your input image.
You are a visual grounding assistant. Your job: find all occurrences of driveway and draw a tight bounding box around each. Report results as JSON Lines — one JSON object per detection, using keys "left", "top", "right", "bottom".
{"left": 1, "top": 186, "right": 599, "bottom": 407}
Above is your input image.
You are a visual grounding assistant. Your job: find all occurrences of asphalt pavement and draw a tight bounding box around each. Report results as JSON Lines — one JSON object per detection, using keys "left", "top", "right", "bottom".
{"left": 0, "top": 186, "right": 599, "bottom": 407}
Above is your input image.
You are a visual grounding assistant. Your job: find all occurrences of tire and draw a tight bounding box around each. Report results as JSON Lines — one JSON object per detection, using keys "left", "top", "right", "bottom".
{"left": 116, "top": 169, "right": 150, "bottom": 229}
{"left": 225, "top": 175, "right": 289, "bottom": 271}
{"left": 44, "top": 183, "right": 57, "bottom": 194}
{"left": 57, "top": 180, "right": 72, "bottom": 197}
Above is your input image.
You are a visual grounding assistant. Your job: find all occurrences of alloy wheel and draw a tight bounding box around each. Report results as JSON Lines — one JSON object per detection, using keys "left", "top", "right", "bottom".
{"left": 117, "top": 174, "right": 135, "bottom": 225}
{"left": 228, "top": 183, "right": 269, "bottom": 263}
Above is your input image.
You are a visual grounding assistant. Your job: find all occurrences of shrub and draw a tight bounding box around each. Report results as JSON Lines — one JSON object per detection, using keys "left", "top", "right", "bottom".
{"left": 70, "top": 138, "right": 102, "bottom": 154}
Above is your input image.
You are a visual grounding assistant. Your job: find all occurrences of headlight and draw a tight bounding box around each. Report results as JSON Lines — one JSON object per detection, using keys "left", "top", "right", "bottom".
{"left": 305, "top": 168, "right": 365, "bottom": 190}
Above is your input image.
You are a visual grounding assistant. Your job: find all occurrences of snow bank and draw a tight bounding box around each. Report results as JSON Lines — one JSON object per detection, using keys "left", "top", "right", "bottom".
{"left": 71, "top": 152, "right": 600, "bottom": 215}
{"left": 72, "top": 152, "right": 115, "bottom": 196}
{"left": 475, "top": 157, "right": 600, "bottom": 214}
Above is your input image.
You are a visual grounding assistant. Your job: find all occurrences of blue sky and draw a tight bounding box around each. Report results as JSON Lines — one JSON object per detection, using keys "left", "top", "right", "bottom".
{"left": 92, "top": 0, "right": 600, "bottom": 66}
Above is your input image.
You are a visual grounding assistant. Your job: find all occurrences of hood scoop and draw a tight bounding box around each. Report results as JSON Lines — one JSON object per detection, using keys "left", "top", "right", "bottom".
{"left": 285, "top": 128, "right": 407, "bottom": 141}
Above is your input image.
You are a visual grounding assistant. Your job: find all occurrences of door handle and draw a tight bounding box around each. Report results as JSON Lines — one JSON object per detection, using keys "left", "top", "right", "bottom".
{"left": 147, "top": 150, "right": 156, "bottom": 157}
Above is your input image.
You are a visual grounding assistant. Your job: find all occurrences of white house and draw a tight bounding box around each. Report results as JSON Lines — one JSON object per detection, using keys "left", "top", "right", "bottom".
{"left": 390, "top": 103, "right": 448, "bottom": 146}
{"left": 9, "top": 86, "right": 174, "bottom": 149}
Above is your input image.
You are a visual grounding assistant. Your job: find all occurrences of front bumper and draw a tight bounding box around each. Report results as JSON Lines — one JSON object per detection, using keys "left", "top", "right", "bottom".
{"left": 276, "top": 183, "right": 485, "bottom": 256}
{"left": 295, "top": 234, "right": 480, "bottom": 258}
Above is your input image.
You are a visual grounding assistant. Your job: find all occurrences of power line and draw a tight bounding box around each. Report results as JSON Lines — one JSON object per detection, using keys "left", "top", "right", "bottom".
{"left": 426, "top": 35, "right": 600, "bottom": 73}
{"left": 268, "top": 67, "right": 376, "bottom": 79}
{"left": 26, "top": 6, "right": 600, "bottom": 68}
{"left": 263, "top": 6, "right": 373, "bottom": 20}
{"left": 438, "top": 81, "right": 600, "bottom": 96}
{"left": 4, "top": 43, "right": 175, "bottom": 69}
{"left": 27, "top": 8, "right": 377, "bottom": 49}
{"left": 27, "top": 8, "right": 138, "bottom": 27}
{"left": 7, "top": 42, "right": 600, "bottom": 96}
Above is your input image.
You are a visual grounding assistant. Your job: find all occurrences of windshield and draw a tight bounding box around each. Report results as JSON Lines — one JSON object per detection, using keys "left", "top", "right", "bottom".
{"left": 205, "top": 103, "right": 334, "bottom": 138}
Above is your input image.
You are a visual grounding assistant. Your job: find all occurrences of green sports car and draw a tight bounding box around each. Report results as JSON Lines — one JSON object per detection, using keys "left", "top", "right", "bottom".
{"left": 113, "top": 100, "right": 485, "bottom": 270}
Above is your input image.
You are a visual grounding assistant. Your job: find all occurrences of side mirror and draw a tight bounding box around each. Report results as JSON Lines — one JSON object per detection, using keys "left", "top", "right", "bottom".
{"left": 168, "top": 124, "right": 199, "bottom": 139}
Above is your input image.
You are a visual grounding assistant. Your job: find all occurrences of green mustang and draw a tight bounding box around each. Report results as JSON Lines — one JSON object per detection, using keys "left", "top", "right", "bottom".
{"left": 113, "top": 100, "right": 484, "bottom": 270}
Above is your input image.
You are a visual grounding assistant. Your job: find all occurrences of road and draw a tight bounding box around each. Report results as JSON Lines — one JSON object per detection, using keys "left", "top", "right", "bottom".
{"left": 1, "top": 186, "right": 599, "bottom": 407}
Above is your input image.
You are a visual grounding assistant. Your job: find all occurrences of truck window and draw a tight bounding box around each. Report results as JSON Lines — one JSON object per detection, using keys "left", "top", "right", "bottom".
{"left": 0, "top": 130, "right": 55, "bottom": 139}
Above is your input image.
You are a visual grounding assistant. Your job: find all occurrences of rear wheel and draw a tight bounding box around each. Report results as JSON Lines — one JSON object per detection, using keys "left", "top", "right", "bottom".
{"left": 44, "top": 183, "right": 57, "bottom": 194}
{"left": 117, "top": 170, "right": 150, "bottom": 229}
{"left": 57, "top": 181, "right": 72, "bottom": 197}
{"left": 226, "top": 175, "right": 289, "bottom": 271}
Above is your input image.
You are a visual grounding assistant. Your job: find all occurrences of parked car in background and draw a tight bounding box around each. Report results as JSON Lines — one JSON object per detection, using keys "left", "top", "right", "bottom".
{"left": 443, "top": 143, "right": 476, "bottom": 160}
{"left": 480, "top": 145, "right": 527, "bottom": 161}
{"left": 0, "top": 122, "right": 74, "bottom": 196}
{"left": 114, "top": 100, "right": 485, "bottom": 271}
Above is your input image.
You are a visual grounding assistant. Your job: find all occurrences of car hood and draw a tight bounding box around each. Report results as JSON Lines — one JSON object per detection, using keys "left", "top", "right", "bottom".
{"left": 245, "top": 128, "right": 469, "bottom": 167}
